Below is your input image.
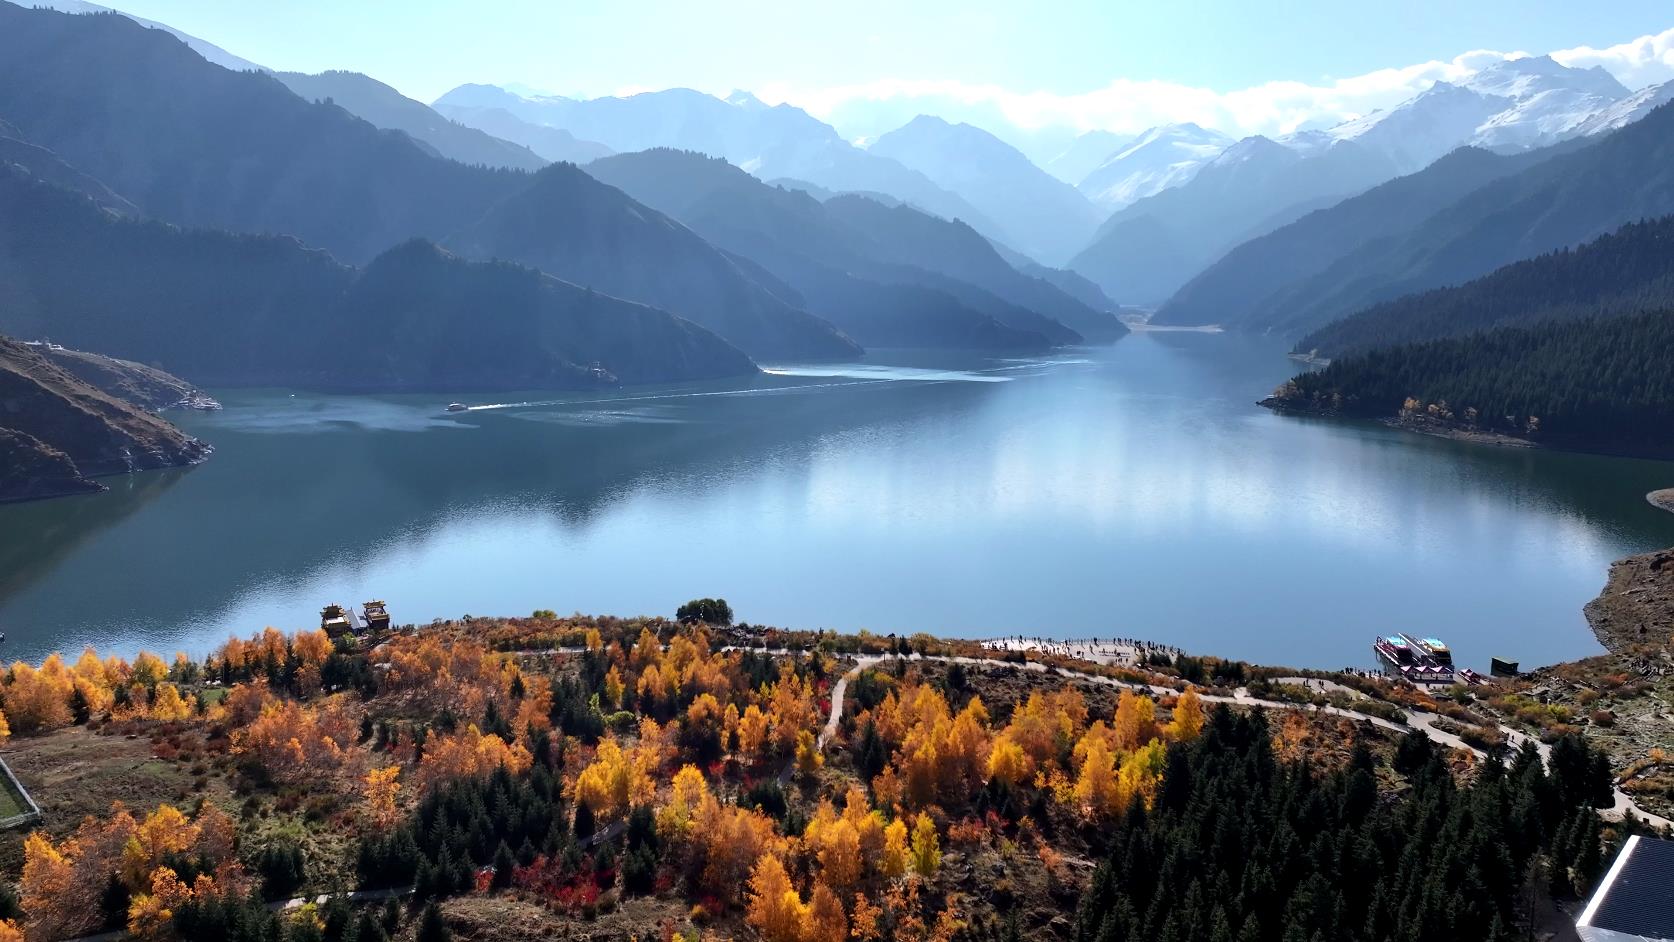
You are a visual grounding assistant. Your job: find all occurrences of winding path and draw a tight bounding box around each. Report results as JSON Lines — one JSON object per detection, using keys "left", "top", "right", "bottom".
{"left": 815, "top": 651, "right": 1673, "bottom": 832}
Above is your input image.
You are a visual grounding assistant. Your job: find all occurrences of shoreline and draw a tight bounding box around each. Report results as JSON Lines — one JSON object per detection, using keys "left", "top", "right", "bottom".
{"left": 1648, "top": 488, "right": 1674, "bottom": 514}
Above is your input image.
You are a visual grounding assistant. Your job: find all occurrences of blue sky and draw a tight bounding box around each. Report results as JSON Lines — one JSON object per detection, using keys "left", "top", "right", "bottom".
{"left": 90, "top": 0, "right": 1674, "bottom": 137}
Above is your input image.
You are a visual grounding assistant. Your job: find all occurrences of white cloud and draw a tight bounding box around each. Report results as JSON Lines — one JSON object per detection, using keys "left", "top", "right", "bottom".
{"left": 1551, "top": 26, "right": 1674, "bottom": 88}
{"left": 753, "top": 28, "right": 1673, "bottom": 144}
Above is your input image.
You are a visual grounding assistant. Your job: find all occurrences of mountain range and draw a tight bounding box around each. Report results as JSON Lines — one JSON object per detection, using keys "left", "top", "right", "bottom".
{"left": 0, "top": 4, "right": 858, "bottom": 363}
{"left": 1076, "top": 123, "right": 1234, "bottom": 211}
{"left": 1222, "top": 96, "right": 1674, "bottom": 339}
{"left": 273, "top": 70, "right": 549, "bottom": 171}
{"left": 0, "top": 159, "right": 758, "bottom": 389}
{"left": 431, "top": 84, "right": 1026, "bottom": 249}
{"left": 1296, "top": 215, "right": 1674, "bottom": 358}
{"left": 585, "top": 149, "right": 1123, "bottom": 350}
{"left": 1068, "top": 57, "right": 1671, "bottom": 305}
{"left": 866, "top": 115, "right": 1103, "bottom": 264}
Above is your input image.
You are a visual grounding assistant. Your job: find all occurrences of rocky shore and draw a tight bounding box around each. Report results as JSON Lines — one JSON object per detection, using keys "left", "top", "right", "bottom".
{"left": 0, "top": 337, "right": 210, "bottom": 502}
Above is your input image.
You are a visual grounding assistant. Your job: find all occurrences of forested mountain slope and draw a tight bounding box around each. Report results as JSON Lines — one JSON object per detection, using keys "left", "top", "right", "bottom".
{"left": 1153, "top": 145, "right": 1566, "bottom": 329}
{"left": 1297, "top": 216, "right": 1674, "bottom": 357}
{"left": 1267, "top": 310, "right": 1674, "bottom": 456}
{"left": 0, "top": 167, "right": 757, "bottom": 389}
{"left": 586, "top": 149, "right": 1086, "bottom": 350}
{"left": 1235, "top": 100, "right": 1674, "bottom": 338}
{"left": 0, "top": 6, "right": 847, "bottom": 362}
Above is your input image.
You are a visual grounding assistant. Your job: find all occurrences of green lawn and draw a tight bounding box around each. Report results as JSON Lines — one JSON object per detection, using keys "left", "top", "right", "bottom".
{"left": 0, "top": 766, "right": 29, "bottom": 821}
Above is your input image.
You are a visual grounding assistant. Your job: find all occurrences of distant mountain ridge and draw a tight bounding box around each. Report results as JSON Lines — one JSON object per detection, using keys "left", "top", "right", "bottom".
{"left": 585, "top": 149, "right": 1122, "bottom": 350}
{"left": 0, "top": 163, "right": 758, "bottom": 390}
{"left": 1297, "top": 215, "right": 1674, "bottom": 357}
{"left": 1077, "top": 123, "right": 1234, "bottom": 211}
{"left": 274, "top": 70, "right": 548, "bottom": 171}
{"left": 432, "top": 83, "right": 1009, "bottom": 247}
{"left": 1229, "top": 98, "right": 1674, "bottom": 339}
{"left": 867, "top": 115, "right": 1103, "bottom": 264}
{"left": 1153, "top": 143, "right": 1570, "bottom": 329}
{"left": 1066, "top": 56, "right": 1668, "bottom": 305}
{"left": 0, "top": 5, "right": 851, "bottom": 363}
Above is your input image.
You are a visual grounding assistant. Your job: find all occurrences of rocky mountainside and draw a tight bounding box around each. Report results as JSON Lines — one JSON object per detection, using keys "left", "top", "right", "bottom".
{"left": 0, "top": 335, "right": 209, "bottom": 502}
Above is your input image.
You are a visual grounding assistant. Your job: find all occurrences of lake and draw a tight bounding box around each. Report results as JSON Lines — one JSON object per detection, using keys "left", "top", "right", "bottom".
{"left": 4, "top": 331, "right": 1674, "bottom": 671}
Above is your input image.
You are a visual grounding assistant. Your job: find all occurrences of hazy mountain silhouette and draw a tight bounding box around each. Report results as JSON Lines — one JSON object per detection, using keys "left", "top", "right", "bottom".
{"left": 1069, "top": 135, "right": 1400, "bottom": 304}
{"left": 1233, "top": 101, "right": 1674, "bottom": 338}
{"left": 0, "top": 165, "right": 757, "bottom": 390}
{"left": 1154, "top": 144, "right": 1570, "bottom": 328}
{"left": 274, "top": 70, "right": 548, "bottom": 170}
{"left": 433, "top": 84, "right": 1007, "bottom": 243}
{"left": 0, "top": 6, "right": 844, "bottom": 362}
{"left": 425, "top": 104, "right": 614, "bottom": 163}
{"left": 869, "top": 115, "right": 1103, "bottom": 265}
{"left": 445, "top": 160, "right": 860, "bottom": 361}
{"left": 1296, "top": 215, "right": 1674, "bottom": 358}
{"left": 585, "top": 149, "right": 1064, "bottom": 350}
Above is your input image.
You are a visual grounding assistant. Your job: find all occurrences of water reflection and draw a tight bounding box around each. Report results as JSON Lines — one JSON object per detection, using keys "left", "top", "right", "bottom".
{"left": 2, "top": 336, "right": 1671, "bottom": 670}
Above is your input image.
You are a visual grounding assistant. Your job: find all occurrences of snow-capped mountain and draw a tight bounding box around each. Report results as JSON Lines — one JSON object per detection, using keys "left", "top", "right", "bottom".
{"left": 1569, "top": 80, "right": 1674, "bottom": 137}
{"left": 1310, "top": 81, "right": 1511, "bottom": 175}
{"left": 1076, "top": 123, "right": 1234, "bottom": 210}
{"left": 1044, "top": 130, "right": 1132, "bottom": 185}
{"left": 869, "top": 115, "right": 1103, "bottom": 264}
{"left": 1306, "top": 55, "right": 1637, "bottom": 174}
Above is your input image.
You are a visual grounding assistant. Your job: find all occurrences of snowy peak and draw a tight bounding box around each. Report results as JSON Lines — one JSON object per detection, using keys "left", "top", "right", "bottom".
{"left": 1044, "top": 130, "right": 1132, "bottom": 184}
{"left": 1571, "top": 81, "right": 1674, "bottom": 137}
{"left": 1317, "top": 80, "right": 1509, "bottom": 174}
{"left": 1462, "top": 54, "right": 1629, "bottom": 101}
{"left": 1077, "top": 123, "right": 1234, "bottom": 210}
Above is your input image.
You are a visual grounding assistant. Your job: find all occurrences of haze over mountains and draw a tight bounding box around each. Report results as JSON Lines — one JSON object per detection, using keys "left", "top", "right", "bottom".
{"left": 1, "top": 0, "right": 1672, "bottom": 444}
{"left": 1068, "top": 56, "right": 1671, "bottom": 305}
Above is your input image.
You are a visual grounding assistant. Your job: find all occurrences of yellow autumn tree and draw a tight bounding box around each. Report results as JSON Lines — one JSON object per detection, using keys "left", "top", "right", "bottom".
{"left": 909, "top": 813, "right": 940, "bottom": 876}
{"left": 149, "top": 683, "right": 193, "bottom": 721}
{"left": 745, "top": 853, "right": 807, "bottom": 942}
{"left": 417, "top": 725, "right": 533, "bottom": 792}
{"left": 365, "top": 766, "right": 401, "bottom": 827}
{"left": 737, "top": 703, "right": 770, "bottom": 759}
{"left": 795, "top": 728, "right": 824, "bottom": 777}
{"left": 986, "top": 734, "right": 1030, "bottom": 787}
{"left": 1071, "top": 734, "right": 1121, "bottom": 817}
{"left": 572, "top": 737, "right": 654, "bottom": 821}
{"left": 4, "top": 658, "right": 73, "bottom": 734}
{"left": 657, "top": 763, "right": 711, "bottom": 841}
{"left": 807, "top": 881, "right": 849, "bottom": 942}
{"left": 1166, "top": 687, "right": 1205, "bottom": 741}
{"left": 1113, "top": 690, "right": 1157, "bottom": 751}
{"left": 881, "top": 817, "right": 910, "bottom": 878}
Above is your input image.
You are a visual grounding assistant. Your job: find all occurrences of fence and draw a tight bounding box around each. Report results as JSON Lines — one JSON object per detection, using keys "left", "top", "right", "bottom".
{"left": 0, "top": 755, "right": 42, "bottom": 830}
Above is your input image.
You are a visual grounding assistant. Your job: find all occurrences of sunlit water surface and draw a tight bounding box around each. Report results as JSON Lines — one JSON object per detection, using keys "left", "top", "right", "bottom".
{"left": 4, "top": 333, "right": 1673, "bottom": 670}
